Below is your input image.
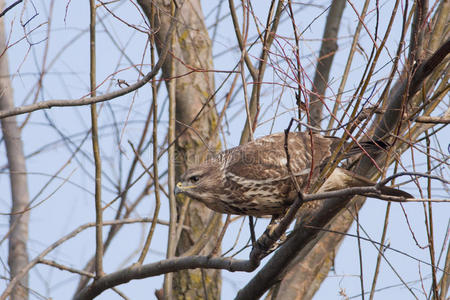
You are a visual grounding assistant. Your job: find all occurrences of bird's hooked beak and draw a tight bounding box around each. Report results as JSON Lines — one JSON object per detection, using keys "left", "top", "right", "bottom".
{"left": 174, "top": 182, "right": 183, "bottom": 194}
{"left": 174, "top": 181, "right": 196, "bottom": 195}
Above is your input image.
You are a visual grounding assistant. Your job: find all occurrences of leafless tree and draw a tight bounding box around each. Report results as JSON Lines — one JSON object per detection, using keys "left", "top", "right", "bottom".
{"left": 0, "top": 1, "right": 448, "bottom": 300}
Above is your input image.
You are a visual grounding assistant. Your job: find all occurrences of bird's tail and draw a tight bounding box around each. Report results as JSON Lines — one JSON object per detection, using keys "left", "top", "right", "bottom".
{"left": 319, "top": 168, "right": 413, "bottom": 200}
{"left": 345, "top": 140, "right": 389, "bottom": 158}
{"left": 378, "top": 185, "right": 413, "bottom": 199}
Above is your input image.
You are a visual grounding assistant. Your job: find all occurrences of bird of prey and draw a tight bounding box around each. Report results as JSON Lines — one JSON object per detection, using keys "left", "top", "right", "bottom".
{"left": 175, "top": 132, "right": 412, "bottom": 217}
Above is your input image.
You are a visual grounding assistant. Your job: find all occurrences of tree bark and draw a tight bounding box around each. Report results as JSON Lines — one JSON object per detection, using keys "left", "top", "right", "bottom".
{"left": 238, "top": 7, "right": 449, "bottom": 299}
{"left": 0, "top": 2, "right": 31, "bottom": 299}
{"left": 275, "top": 200, "right": 362, "bottom": 300}
{"left": 309, "top": 0, "right": 346, "bottom": 127}
{"left": 139, "top": 0, "right": 221, "bottom": 298}
{"left": 275, "top": 2, "right": 346, "bottom": 298}
{"left": 273, "top": 2, "right": 450, "bottom": 298}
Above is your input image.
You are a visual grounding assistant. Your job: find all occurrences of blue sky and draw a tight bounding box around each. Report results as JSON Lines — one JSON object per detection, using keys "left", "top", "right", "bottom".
{"left": 0, "top": 0, "right": 448, "bottom": 299}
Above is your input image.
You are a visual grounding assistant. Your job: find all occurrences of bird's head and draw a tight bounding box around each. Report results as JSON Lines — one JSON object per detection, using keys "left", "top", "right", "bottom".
{"left": 175, "top": 159, "right": 224, "bottom": 206}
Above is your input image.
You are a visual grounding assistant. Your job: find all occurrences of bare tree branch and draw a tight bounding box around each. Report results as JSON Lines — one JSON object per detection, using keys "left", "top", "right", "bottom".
{"left": 89, "top": 0, "right": 104, "bottom": 278}
{"left": 139, "top": 0, "right": 223, "bottom": 297}
{"left": 71, "top": 3, "right": 182, "bottom": 293}
{"left": 74, "top": 256, "right": 257, "bottom": 300}
{"left": 239, "top": 0, "right": 284, "bottom": 144}
{"left": 235, "top": 31, "right": 450, "bottom": 300}
{"left": 415, "top": 116, "right": 450, "bottom": 124}
{"left": 0, "top": 5, "right": 181, "bottom": 120}
{"left": 0, "top": 2, "right": 30, "bottom": 299}
{"left": 373, "top": 37, "right": 450, "bottom": 142}
{"left": 1, "top": 218, "right": 175, "bottom": 300}
{"left": 309, "top": 0, "right": 346, "bottom": 127}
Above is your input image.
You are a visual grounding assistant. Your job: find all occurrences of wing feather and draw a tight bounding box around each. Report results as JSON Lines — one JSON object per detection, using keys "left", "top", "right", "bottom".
{"left": 225, "top": 132, "right": 334, "bottom": 181}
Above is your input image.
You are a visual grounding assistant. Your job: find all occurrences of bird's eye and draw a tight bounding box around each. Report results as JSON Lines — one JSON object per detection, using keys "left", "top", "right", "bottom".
{"left": 189, "top": 175, "right": 200, "bottom": 182}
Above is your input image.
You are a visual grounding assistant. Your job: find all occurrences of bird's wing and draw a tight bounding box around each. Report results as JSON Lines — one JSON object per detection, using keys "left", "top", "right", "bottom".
{"left": 224, "top": 132, "right": 335, "bottom": 181}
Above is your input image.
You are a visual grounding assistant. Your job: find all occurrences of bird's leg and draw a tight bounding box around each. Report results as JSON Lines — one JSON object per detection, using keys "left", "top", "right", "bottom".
{"left": 248, "top": 216, "right": 256, "bottom": 247}
{"left": 250, "top": 193, "right": 305, "bottom": 261}
{"left": 266, "top": 214, "right": 287, "bottom": 251}
{"left": 251, "top": 213, "right": 287, "bottom": 260}
{"left": 268, "top": 214, "right": 283, "bottom": 232}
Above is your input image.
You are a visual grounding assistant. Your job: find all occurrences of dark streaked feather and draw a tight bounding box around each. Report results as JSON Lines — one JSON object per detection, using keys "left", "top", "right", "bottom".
{"left": 176, "top": 132, "right": 411, "bottom": 216}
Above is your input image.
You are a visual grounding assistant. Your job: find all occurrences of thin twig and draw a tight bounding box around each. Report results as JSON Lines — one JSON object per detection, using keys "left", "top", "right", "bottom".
{"left": 415, "top": 116, "right": 450, "bottom": 124}
{"left": 328, "top": 0, "right": 370, "bottom": 130}
{"left": 0, "top": 0, "right": 22, "bottom": 18}
{"left": 136, "top": 15, "right": 161, "bottom": 264}
{"left": 38, "top": 259, "right": 95, "bottom": 278}
{"left": 1, "top": 218, "right": 177, "bottom": 300}
{"left": 355, "top": 206, "right": 365, "bottom": 300}
{"left": 89, "top": 0, "right": 104, "bottom": 278}
{"left": 369, "top": 160, "right": 399, "bottom": 300}
{"left": 0, "top": 2, "right": 181, "bottom": 120}
{"left": 181, "top": 213, "right": 222, "bottom": 257}
{"left": 439, "top": 240, "right": 450, "bottom": 299}
{"left": 369, "top": 201, "right": 392, "bottom": 300}
{"left": 227, "top": 0, "right": 257, "bottom": 79}
{"left": 163, "top": 0, "right": 178, "bottom": 297}
{"left": 425, "top": 131, "right": 439, "bottom": 299}
{"left": 376, "top": 171, "right": 449, "bottom": 188}
{"left": 111, "top": 287, "right": 129, "bottom": 300}
{"left": 209, "top": 214, "right": 231, "bottom": 257}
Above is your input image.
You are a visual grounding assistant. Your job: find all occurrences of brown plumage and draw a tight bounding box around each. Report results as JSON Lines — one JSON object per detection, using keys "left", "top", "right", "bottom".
{"left": 175, "top": 132, "right": 411, "bottom": 216}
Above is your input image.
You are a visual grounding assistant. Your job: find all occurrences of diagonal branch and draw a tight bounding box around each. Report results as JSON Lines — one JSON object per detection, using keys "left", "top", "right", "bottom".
{"left": 373, "top": 37, "right": 450, "bottom": 142}
{"left": 235, "top": 34, "right": 450, "bottom": 300}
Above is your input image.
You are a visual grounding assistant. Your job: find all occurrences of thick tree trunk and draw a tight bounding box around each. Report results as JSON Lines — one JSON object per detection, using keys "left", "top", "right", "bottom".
{"left": 251, "top": 4, "right": 449, "bottom": 300}
{"left": 138, "top": 0, "right": 221, "bottom": 299}
{"left": 0, "top": 2, "right": 31, "bottom": 299}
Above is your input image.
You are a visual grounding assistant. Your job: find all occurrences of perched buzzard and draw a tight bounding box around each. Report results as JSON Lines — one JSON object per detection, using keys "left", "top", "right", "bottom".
{"left": 175, "top": 132, "right": 411, "bottom": 216}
